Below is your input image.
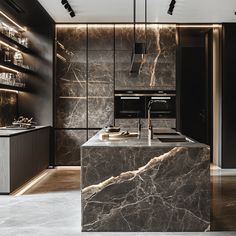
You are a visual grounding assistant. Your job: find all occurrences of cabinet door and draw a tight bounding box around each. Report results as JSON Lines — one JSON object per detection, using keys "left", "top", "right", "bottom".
{"left": 88, "top": 51, "right": 114, "bottom": 128}
{"left": 10, "top": 128, "right": 50, "bottom": 192}
{"left": 56, "top": 26, "right": 87, "bottom": 129}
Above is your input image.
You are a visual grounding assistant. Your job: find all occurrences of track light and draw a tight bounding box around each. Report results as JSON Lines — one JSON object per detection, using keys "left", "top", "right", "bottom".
{"left": 60, "top": 0, "right": 76, "bottom": 18}
{"left": 70, "top": 11, "right": 75, "bottom": 18}
{"left": 167, "top": 0, "right": 176, "bottom": 15}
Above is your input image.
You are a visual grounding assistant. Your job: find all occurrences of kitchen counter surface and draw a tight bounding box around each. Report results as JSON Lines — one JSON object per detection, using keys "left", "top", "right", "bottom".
{"left": 81, "top": 128, "right": 210, "bottom": 232}
{"left": 0, "top": 126, "right": 51, "bottom": 137}
{"left": 82, "top": 128, "right": 208, "bottom": 148}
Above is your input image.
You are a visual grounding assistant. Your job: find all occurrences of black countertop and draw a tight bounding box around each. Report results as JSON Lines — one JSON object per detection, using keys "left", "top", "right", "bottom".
{"left": 0, "top": 126, "right": 51, "bottom": 137}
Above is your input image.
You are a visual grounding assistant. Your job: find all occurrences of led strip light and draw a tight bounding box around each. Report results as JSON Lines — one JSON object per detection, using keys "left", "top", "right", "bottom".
{"left": 0, "top": 40, "right": 20, "bottom": 52}
{"left": 0, "top": 65, "right": 19, "bottom": 73}
{"left": 0, "top": 11, "right": 26, "bottom": 32}
{"left": 0, "top": 88, "right": 19, "bottom": 93}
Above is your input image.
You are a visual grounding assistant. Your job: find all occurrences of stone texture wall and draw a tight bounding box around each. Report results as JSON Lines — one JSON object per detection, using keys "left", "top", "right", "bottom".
{"left": 55, "top": 24, "right": 177, "bottom": 165}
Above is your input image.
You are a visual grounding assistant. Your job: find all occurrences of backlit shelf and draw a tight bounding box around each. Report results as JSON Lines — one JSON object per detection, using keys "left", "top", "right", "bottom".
{"left": 0, "top": 32, "right": 32, "bottom": 54}
{"left": 0, "top": 61, "right": 35, "bottom": 75}
{"left": 0, "top": 83, "right": 26, "bottom": 92}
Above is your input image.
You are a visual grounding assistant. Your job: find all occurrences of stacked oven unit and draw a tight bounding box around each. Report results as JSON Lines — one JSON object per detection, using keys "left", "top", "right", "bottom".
{"left": 114, "top": 90, "right": 176, "bottom": 128}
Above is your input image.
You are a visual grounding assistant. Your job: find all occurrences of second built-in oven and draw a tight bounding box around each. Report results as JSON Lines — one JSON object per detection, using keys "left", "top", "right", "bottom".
{"left": 146, "top": 93, "right": 176, "bottom": 118}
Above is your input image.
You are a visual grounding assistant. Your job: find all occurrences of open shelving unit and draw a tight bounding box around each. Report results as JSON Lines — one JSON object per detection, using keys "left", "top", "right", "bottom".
{"left": 0, "top": 10, "right": 34, "bottom": 92}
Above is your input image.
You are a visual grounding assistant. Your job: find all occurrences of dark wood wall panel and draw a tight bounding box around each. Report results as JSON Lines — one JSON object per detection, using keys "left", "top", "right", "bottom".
{"left": 222, "top": 24, "right": 236, "bottom": 168}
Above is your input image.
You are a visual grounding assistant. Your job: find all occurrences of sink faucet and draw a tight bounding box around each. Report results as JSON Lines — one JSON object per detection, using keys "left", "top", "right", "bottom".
{"left": 147, "top": 100, "right": 154, "bottom": 141}
{"left": 147, "top": 99, "right": 165, "bottom": 141}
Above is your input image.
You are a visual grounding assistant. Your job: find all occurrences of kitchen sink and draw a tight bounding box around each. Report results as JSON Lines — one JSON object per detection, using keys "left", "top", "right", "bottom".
{"left": 158, "top": 137, "right": 192, "bottom": 143}
{"left": 154, "top": 132, "right": 180, "bottom": 136}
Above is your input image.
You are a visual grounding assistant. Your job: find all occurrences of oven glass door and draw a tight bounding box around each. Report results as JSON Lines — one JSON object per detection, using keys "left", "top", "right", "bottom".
{"left": 146, "top": 96, "right": 176, "bottom": 118}
{"left": 115, "top": 96, "right": 145, "bottom": 118}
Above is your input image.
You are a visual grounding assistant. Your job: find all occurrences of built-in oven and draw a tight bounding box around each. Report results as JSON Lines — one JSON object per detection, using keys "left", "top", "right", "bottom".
{"left": 145, "top": 92, "right": 176, "bottom": 118}
{"left": 115, "top": 90, "right": 176, "bottom": 119}
{"left": 115, "top": 91, "right": 145, "bottom": 118}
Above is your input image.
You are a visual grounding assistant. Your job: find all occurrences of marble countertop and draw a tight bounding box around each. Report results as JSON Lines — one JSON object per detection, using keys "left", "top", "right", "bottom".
{"left": 0, "top": 126, "right": 51, "bottom": 137}
{"left": 82, "top": 128, "right": 209, "bottom": 148}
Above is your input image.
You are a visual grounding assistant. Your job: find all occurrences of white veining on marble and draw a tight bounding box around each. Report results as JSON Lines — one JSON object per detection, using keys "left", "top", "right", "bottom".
{"left": 150, "top": 26, "right": 161, "bottom": 87}
{"left": 83, "top": 147, "right": 183, "bottom": 195}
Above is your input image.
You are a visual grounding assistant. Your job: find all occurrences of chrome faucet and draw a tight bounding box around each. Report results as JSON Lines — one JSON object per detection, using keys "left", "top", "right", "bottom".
{"left": 147, "top": 99, "right": 166, "bottom": 140}
{"left": 147, "top": 100, "right": 154, "bottom": 141}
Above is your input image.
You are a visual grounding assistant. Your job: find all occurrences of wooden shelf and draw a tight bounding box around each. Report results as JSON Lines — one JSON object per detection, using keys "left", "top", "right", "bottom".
{"left": 0, "top": 32, "right": 33, "bottom": 54}
{"left": 0, "top": 61, "right": 35, "bottom": 75}
{"left": 0, "top": 83, "right": 26, "bottom": 92}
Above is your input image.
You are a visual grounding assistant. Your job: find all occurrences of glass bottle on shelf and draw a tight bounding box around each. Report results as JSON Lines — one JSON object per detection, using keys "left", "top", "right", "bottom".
{"left": 3, "top": 47, "right": 11, "bottom": 62}
{"left": 0, "top": 44, "right": 4, "bottom": 61}
{"left": 13, "top": 51, "right": 23, "bottom": 66}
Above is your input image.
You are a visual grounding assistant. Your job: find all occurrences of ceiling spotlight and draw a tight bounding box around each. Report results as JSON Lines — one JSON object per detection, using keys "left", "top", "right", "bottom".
{"left": 167, "top": 0, "right": 176, "bottom": 15}
{"left": 60, "top": 0, "right": 76, "bottom": 18}
{"left": 67, "top": 5, "right": 72, "bottom": 12}
{"left": 70, "top": 11, "right": 75, "bottom": 18}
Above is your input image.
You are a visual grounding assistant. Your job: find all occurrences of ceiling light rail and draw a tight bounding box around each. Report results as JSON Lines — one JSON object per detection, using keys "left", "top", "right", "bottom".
{"left": 61, "top": 0, "right": 76, "bottom": 18}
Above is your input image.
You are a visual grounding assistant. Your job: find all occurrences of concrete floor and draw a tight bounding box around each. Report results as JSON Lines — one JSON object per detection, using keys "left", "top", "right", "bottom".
{"left": 0, "top": 169, "right": 235, "bottom": 236}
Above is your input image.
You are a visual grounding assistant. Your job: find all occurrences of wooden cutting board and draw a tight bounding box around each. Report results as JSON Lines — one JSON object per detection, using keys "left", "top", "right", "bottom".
{"left": 99, "top": 132, "right": 138, "bottom": 140}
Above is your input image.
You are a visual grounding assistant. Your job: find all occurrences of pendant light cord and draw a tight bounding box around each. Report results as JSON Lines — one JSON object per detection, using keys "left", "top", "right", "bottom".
{"left": 133, "top": 0, "right": 136, "bottom": 44}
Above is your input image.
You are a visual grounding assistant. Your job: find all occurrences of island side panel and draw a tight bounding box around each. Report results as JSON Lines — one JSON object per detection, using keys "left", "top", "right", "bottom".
{"left": 81, "top": 146, "right": 173, "bottom": 188}
{"left": 81, "top": 146, "right": 210, "bottom": 232}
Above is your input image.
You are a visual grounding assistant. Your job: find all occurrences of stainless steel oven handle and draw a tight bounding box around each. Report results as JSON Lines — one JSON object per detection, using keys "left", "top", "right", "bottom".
{"left": 151, "top": 97, "right": 171, "bottom": 100}
{"left": 115, "top": 94, "right": 176, "bottom": 97}
{"left": 120, "top": 97, "right": 140, "bottom": 99}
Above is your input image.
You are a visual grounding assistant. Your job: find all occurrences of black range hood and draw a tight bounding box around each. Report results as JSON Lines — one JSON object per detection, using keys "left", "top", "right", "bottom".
{"left": 130, "top": 42, "right": 146, "bottom": 74}
{"left": 130, "top": 0, "right": 147, "bottom": 74}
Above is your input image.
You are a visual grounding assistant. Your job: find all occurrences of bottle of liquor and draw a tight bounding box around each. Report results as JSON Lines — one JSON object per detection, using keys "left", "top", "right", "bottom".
{"left": 13, "top": 52, "right": 23, "bottom": 66}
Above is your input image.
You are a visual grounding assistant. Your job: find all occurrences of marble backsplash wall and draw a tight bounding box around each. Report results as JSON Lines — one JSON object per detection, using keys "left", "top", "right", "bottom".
{"left": 55, "top": 24, "right": 176, "bottom": 165}
{"left": 0, "top": 91, "right": 17, "bottom": 127}
{"left": 115, "top": 24, "right": 176, "bottom": 90}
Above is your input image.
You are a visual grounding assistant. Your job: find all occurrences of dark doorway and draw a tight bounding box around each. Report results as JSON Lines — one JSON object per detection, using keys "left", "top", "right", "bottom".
{"left": 178, "top": 28, "right": 213, "bottom": 159}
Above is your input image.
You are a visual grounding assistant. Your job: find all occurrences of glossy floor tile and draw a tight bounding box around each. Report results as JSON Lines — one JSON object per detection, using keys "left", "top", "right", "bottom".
{"left": 211, "top": 176, "right": 236, "bottom": 231}
{"left": 0, "top": 169, "right": 235, "bottom": 235}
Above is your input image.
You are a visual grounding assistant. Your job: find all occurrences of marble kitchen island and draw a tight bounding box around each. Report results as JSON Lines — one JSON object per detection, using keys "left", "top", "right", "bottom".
{"left": 81, "top": 129, "right": 210, "bottom": 232}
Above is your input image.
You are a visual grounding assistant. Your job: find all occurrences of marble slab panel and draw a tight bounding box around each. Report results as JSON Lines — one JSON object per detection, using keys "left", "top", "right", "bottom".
{"left": 55, "top": 51, "right": 87, "bottom": 128}
{"left": 81, "top": 146, "right": 173, "bottom": 188}
{"left": 88, "top": 51, "right": 114, "bottom": 83}
{"left": 82, "top": 146, "right": 210, "bottom": 232}
{"left": 57, "top": 25, "right": 87, "bottom": 51}
{"left": 88, "top": 25, "right": 114, "bottom": 50}
{"left": 115, "top": 51, "right": 176, "bottom": 90}
{"left": 0, "top": 91, "right": 17, "bottom": 127}
{"left": 88, "top": 51, "right": 114, "bottom": 97}
{"left": 56, "top": 98, "right": 87, "bottom": 128}
{"left": 115, "top": 25, "right": 176, "bottom": 90}
{"left": 55, "top": 129, "right": 87, "bottom": 166}
{"left": 115, "top": 25, "right": 134, "bottom": 50}
{"left": 88, "top": 97, "right": 114, "bottom": 128}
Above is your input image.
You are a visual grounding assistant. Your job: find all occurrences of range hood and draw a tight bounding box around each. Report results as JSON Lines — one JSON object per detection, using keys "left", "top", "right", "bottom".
{"left": 130, "top": 42, "right": 146, "bottom": 74}
{"left": 130, "top": 0, "right": 147, "bottom": 74}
